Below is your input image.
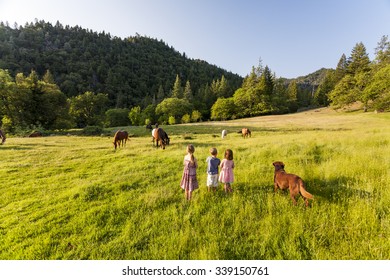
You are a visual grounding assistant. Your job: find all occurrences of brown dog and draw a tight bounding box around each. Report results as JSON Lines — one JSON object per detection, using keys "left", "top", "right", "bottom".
{"left": 273, "top": 161, "right": 313, "bottom": 207}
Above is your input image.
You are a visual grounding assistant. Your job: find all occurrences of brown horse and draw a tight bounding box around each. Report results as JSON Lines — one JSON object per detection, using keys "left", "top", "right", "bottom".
{"left": 113, "top": 130, "right": 129, "bottom": 149}
{"left": 153, "top": 128, "right": 169, "bottom": 149}
{"left": 0, "top": 129, "right": 6, "bottom": 144}
{"left": 242, "top": 128, "right": 251, "bottom": 138}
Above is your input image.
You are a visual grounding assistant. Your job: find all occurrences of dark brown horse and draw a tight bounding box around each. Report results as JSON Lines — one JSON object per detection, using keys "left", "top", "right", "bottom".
{"left": 242, "top": 128, "right": 251, "bottom": 138}
{"left": 152, "top": 128, "right": 169, "bottom": 149}
{"left": 113, "top": 130, "right": 129, "bottom": 149}
{"left": 0, "top": 129, "right": 6, "bottom": 144}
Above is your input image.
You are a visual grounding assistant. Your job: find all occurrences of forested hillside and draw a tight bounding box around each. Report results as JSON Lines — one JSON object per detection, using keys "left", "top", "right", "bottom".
{"left": 0, "top": 20, "right": 242, "bottom": 109}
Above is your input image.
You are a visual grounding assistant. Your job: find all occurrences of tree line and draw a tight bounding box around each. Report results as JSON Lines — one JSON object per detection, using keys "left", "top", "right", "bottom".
{"left": 0, "top": 20, "right": 243, "bottom": 130}
{"left": 315, "top": 36, "right": 390, "bottom": 111}
{"left": 211, "top": 36, "right": 390, "bottom": 120}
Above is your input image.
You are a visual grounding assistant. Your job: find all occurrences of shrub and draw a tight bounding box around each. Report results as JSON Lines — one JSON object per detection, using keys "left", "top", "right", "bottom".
{"left": 82, "top": 126, "right": 103, "bottom": 135}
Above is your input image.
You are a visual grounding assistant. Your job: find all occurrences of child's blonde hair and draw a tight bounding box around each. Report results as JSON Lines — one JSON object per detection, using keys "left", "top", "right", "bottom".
{"left": 209, "top": 147, "right": 217, "bottom": 156}
{"left": 187, "top": 144, "right": 195, "bottom": 164}
{"left": 224, "top": 149, "right": 233, "bottom": 160}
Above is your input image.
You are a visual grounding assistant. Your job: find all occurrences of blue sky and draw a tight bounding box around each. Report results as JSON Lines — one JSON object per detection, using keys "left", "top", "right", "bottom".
{"left": 0, "top": 0, "right": 389, "bottom": 78}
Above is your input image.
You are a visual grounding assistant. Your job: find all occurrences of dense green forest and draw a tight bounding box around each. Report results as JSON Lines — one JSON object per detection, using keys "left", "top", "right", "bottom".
{"left": 0, "top": 20, "right": 389, "bottom": 131}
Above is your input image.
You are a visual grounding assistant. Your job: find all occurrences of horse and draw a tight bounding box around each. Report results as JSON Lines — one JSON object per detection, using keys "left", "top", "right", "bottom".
{"left": 242, "top": 128, "right": 251, "bottom": 138}
{"left": 113, "top": 130, "right": 129, "bottom": 149}
{"left": 0, "top": 129, "right": 6, "bottom": 144}
{"left": 221, "top": 129, "right": 227, "bottom": 139}
{"left": 153, "top": 127, "right": 169, "bottom": 149}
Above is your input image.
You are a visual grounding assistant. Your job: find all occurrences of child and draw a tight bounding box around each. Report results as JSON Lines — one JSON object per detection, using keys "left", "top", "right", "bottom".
{"left": 180, "top": 144, "right": 198, "bottom": 201}
{"left": 219, "top": 149, "right": 234, "bottom": 193}
{"left": 206, "top": 148, "right": 221, "bottom": 192}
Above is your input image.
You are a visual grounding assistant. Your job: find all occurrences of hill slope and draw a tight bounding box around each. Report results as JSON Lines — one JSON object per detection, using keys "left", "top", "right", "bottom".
{"left": 0, "top": 20, "right": 242, "bottom": 108}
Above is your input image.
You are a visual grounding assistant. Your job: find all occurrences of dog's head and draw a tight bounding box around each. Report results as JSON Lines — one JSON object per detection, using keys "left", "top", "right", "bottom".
{"left": 272, "top": 161, "right": 285, "bottom": 172}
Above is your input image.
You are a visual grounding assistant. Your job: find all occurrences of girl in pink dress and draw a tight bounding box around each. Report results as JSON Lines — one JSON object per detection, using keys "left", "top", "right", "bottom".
{"left": 219, "top": 149, "right": 234, "bottom": 193}
{"left": 180, "top": 144, "right": 198, "bottom": 200}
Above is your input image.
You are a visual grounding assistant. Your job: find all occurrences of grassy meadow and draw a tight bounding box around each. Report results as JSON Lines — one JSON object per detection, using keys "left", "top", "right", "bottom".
{"left": 1, "top": 108, "right": 389, "bottom": 260}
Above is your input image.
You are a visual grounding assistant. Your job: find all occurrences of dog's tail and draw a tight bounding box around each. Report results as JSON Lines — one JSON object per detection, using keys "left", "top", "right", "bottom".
{"left": 299, "top": 181, "right": 313, "bottom": 200}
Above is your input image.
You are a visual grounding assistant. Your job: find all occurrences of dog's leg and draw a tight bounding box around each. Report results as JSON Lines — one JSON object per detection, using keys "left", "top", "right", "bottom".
{"left": 290, "top": 194, "right": 297, "bottom": 206}
{"left": 274, "top": 182, "right": 279, "bottom": 192}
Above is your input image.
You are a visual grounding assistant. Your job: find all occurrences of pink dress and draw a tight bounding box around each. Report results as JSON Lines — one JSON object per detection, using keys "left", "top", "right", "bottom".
{"left": 219, "top": 159, "right": 234, "bottom": 183}
{"left": 180, "top": 156, "right": 199, "bottom": 191}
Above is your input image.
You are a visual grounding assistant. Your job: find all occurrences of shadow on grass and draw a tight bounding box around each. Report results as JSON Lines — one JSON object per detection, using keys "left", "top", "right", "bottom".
{"left": 1, "top": 144, "right": 34, "bottom": 150}
{"left": 234, "top": 177, "right": 372, "bottom": 206}
{"left": 307, "top": 177, "right": 372, "bottom": 204}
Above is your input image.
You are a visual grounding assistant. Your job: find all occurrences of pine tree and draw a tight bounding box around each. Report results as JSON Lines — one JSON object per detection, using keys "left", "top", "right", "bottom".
{"left": 242, "top": 67, "right": 258, "bottom": 89}
{"left": 335, "top": 54, "right": 348, "bottom": 81}
{"left": 43, "top": 70, "right": 55, "bottom": 84}
{"left": 171, "top": 74, "right": 182, "bottom": 98}
{"left": 286, "top": 80, "right": 298, "bottom": 112}
{"left": 259, "top": 66, "right": 274, "bottom": 96}
{"left": 347, "top": 42, "right": 370, "bottom": 75}
{"left": 374, "top": 35, "right": 390, "bottom": 65}
{"left": 218, "top": 75, "right": 229, "bottom": 98}
{"left": 313, "top": 69, "right": 335, "bottom": 106}
{"left": 157, "top": 85, "right": 165, "bottom": 103}
{"left": 183, "top": 80, "right": 193, "bottom": 102}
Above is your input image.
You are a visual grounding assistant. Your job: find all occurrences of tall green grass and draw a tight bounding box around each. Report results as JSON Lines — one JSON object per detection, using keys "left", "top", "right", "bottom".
{"left": 1, "top": 109, "right": 389, "bottom": 259}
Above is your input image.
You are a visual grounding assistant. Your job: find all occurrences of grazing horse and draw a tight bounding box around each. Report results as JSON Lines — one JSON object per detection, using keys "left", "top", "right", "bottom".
{"left": 153, "top": 128, "right": 169, "bottom": 149}
{"left": 0, "top": 129, "right": 6, "bottom": 144}
{"left": 242, "top": 128, "right": 251, "bottom": 138}
{"left": 221, "top": 129, "right": 227, "bottom": 139}
{"left": 113, "top": 130, "right": 129, "bottom": 149}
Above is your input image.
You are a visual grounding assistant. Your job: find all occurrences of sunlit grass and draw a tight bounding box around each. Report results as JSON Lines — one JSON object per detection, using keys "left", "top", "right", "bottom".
{"left": 1, "top": 109, "right": 389, "bottom": 259}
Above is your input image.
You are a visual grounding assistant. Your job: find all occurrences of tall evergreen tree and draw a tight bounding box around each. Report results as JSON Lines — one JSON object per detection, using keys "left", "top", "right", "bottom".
{"left": 374, "top": 35, "right": 390, "bottom": 65}
{"left": 183, "top": 80, "right": 193, "bottom": 102}
{"left": 157, "top": 84, "right": 165, "bottom": 103}
{"left": 335, "top": 54, "right": 348, "bottom": 81}
{"left": 313, "top": 69, "right": 335, "bottom": 106}
{"left": 347, "top": 42, "right": 371, "bottom": 75}
{"left": 171, "top": 74, "right": 183, "bottom": 98}
{"left": 286, "top": 80, "right": 298, "bottom": 112}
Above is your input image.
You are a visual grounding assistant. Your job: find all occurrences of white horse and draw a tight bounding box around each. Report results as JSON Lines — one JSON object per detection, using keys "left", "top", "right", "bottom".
{"left": 221, "top": 130, "right": 227, "bottom": 139}
{"left": 151, "top": 128, "right": 156, "bottom": 144}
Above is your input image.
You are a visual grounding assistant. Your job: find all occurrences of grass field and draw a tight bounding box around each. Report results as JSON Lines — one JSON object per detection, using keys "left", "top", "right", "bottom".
{"left": 1, "top": 108, "right": 389, "bottom": 260}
